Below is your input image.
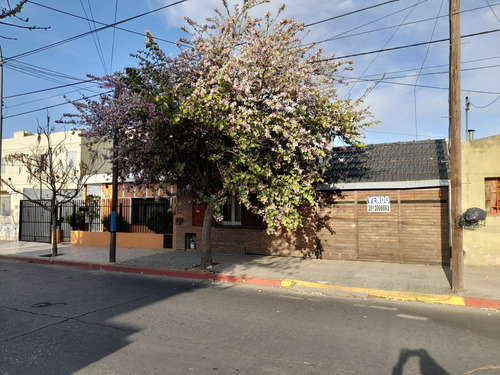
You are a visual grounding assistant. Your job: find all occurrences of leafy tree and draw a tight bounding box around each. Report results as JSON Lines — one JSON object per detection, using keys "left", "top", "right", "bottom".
{"left": 1, "top": 117, "right": 101, "bottom": 256}
{"left": 68, "top": 0, "right": 375, "bottom": 268}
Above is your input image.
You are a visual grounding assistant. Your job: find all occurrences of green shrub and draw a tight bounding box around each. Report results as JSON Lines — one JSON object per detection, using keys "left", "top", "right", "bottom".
{"left": 102, "top": 214, "right": 129, "bottom": 232}
{"left": 64, "top": 211, "right": 86, "bottom": 230}
{"left": 145, "top": 210, "right": 173, "bottom": 234}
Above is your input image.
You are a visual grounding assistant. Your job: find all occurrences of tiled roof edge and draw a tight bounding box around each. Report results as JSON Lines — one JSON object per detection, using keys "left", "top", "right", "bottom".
{"left": 317, "top": 179, "right": 449, "bottom": 191}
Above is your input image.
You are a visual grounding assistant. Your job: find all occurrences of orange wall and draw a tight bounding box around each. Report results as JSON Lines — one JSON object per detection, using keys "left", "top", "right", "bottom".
{"left": 71, "top": 231, "right": 170, "bottom": 250}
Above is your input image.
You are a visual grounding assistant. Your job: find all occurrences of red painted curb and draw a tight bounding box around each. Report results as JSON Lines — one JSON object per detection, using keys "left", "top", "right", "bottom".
{"left": 1, "top": 255, "right": 499, "bottom": 308}
{"left": 0, "top": 254, "right": 282, "bottom": 288}
{"left": 464, "top": 297, "right": 500, "bottom": 309}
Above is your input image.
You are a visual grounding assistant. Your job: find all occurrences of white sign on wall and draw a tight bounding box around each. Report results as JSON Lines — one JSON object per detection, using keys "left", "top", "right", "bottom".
{"left": 367, "top": 196, "right": 391, "bottom": 212}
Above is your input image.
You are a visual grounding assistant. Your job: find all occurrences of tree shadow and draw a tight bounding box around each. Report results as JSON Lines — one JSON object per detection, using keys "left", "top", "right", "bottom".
{"left": 392, "top": 348, "right": 449, "bottom": 375}
{"left": 0, "top": 263, "right": 209, "bottom": 375}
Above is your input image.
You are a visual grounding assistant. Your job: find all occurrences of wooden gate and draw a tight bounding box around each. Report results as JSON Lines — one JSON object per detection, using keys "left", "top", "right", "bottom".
{"left": 318, "top": 187, "right": 450, "bottom": 265}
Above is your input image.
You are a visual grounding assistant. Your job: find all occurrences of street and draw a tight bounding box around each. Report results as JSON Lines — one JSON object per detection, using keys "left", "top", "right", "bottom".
{"left": 1, "top": 260, "right": 499, "bottom": 375}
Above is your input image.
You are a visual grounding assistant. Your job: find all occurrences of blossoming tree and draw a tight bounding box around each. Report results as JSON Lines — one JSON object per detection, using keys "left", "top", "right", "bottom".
{"left": 69, "top": 0, "right": 375, "bottom": 268}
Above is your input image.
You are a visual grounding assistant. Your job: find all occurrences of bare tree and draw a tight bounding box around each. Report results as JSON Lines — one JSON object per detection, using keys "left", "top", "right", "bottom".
{"left": 1, "top": 117, "right": 101, "bottom": 256}
{"left": 1, "top": 0, "right": 49, "bottom": 39}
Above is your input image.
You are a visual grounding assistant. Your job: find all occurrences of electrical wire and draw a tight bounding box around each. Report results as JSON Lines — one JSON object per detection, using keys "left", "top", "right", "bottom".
{"left": 486, "top": 0, "right": 500, "bottom": 23}
{"left": 322, "top": 29, "right": 500, "bottom": 62}
{"left": 26, "top": 0, "right": 180, "bottom": 46}
{"left": 5, "top": 0, "right": 499, "bottom": 128}
{"left": 469, "top": 95, "right": 500, "bottom": 108}
{"left": 3, "top": 90, "right": 113, "bottom": 119}
{"left": 5, "top": 0, "right": 188, "bottom": 62}
{"left": 4, "top": 79, "right": 97, "bottom": 99}
{"left": 304, "top": 0, "right": 400, "bottom": 27}
{"left": 413, "top": 0, "right": 445, "bottom": 141}
{"left": 80, "top": 0, "right": 108, "bottom": 75}
{"left": 350, "top": 55, "right": 500, "bottom": 80}
{"left": 110, "top": 0, "right": 119, "bottom": 72}
{"left": 348, "top": 0, "right": 424, "bottom": 96}
{"left": 315, "top": 1, "right": 430, "bottom": 47}
{"left": 5, "top": 86, "right": 99, "bottom": 109}
{"left": 315, "top": 2, "right": 499, "bottom": 46}
{"left": 340, "top": 75, "right": 500, "bottom": 95}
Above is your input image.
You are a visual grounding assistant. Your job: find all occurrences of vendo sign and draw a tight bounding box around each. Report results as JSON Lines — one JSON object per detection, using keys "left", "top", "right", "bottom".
{"left": 367, "top": 196, "right": 391, "bottom": 212}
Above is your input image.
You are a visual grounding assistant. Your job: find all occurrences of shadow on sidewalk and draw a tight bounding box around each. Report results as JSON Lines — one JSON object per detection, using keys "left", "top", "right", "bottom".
{"left": 442, "top": 266, "right": 452, "bottom": 288}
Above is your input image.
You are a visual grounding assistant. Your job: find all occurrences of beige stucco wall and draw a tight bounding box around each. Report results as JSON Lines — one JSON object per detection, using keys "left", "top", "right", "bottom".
{"left": 0, "top": 130, "right": 111, "bottom": 241}
{"left": 462, "top": 134, "right": 500, "bottom": 266}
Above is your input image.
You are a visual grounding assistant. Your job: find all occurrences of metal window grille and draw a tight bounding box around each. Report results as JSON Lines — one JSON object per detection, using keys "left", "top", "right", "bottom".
{"left": 485, "top": 178, "right": 500, "bottom": 214}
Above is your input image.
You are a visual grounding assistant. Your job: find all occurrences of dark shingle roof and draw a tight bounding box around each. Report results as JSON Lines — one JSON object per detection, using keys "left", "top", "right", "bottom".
{"left": 324, "top": 139, "right": 449, "bottom": 185}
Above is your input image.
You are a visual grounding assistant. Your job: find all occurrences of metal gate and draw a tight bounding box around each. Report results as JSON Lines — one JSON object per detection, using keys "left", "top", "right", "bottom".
{"left": 19, "top": 200, "right": 52, "bottom": 243}
{"left": 19, "top": 200, "right": 87, "bottom": 243}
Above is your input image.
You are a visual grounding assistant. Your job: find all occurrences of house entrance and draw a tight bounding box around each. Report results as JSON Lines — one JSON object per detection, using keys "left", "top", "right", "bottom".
{"left": 19, "top": 200, "right": 52, "bottom": 243}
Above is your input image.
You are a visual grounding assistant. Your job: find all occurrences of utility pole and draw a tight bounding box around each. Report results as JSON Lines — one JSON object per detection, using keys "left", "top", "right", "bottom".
{"left": 449, "top": 0, "right": 463, "bottom": 292}
{"left": 109, "top": 133, "right": 118, "bottom": 263}
{"left": 465, "top": 96, "right": 470, "bottom": 141}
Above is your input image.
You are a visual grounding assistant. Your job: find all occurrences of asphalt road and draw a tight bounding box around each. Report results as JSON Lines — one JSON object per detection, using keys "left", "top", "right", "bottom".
{"left": 1, "top": 260, "right": 499, "bottom": 375}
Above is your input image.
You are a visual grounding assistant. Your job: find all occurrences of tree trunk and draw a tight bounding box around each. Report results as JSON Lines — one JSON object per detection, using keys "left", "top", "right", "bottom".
{"left": 200, "top": 205, "right": 214, "bottom": 269}
{"left": 51, "top": 205, "right": 58, "bottom": 257}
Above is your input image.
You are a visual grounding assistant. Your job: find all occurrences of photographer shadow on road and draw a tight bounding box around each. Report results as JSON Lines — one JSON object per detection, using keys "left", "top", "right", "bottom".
{"left": 392, "top": 348, "right": 448, "bottom": 375}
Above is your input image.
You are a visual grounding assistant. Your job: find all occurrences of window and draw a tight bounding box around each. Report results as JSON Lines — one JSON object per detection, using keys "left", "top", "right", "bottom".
{"left": 66, "top": 151, "right": 77, "bottom": 168}
{"left": 220, "top": 194, "right": 241, "bottom": 226}
{"left": 131, "top": 198, "right": 170, "bottom": 225}
{"left": 485, "top": 178, "right": 500, "bottom": 214}
{"left": 0, "top": 194, "right": 10, "bottom": 216}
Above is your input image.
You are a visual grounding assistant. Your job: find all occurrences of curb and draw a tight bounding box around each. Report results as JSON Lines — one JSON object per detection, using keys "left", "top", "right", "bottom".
{"left": 1, "top": 255, "right": 499, "bottom": 310}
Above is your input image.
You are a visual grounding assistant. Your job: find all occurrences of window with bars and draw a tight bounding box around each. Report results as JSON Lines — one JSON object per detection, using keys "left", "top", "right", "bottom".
{"left": 131, "top": 198, "right": 170, "bottom": 225}
{"left": 485, "top": 178, "right": 500, "bottom": 214}
{"left": 220, "top": 194, "right": 241, "bottom": 226}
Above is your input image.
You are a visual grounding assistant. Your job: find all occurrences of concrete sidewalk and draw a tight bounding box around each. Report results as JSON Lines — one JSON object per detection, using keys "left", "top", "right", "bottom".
{"left": 0, "top": 241, "right": 499, "bottom": 309}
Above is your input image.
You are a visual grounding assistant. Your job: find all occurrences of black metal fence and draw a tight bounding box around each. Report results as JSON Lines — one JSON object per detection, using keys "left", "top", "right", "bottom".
{"left": 20, "top": 198, "right": 174, "bottom": 243}
{"left": 19, "top": 200, "right": 52, "bottom": 242}
{"left": 62, "top": 198, "right": 173, "bottom": 234}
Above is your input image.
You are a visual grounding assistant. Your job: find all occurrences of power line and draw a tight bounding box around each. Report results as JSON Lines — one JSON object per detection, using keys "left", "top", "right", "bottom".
{"left": 340, "top": 74, "right": 500, "bottom": 95}
{"left": 348, "top": 0, "right": 423, "bottom": 95}
{"left": 304, "top": 0, "right": 400, "bottom": 27}
{"left": 486, "top": 0, "right": 500, "bottom": 23}
{"left": 26, "top": 0, "right": 180, "bottom": 46}
{"left": 80, "top": 0, "right": 108, "bottom": 75}
{"left": 413, "top": 0, "right": 445, "bottom": 141}
{"left": 315, "top": 2, "right": 499, "bottom": 46}
{"left": 350, "top": 55, "right": 500, "bottom": 80}
{"left": 5, "top": 0, "right": 187, "bottom": 62}
{"left": 469, "top": 95, "right": 500, "bottom": 108}
{"left": 324, "top": 29, "right": 500, "bottom": 61}
{"left": 315, "top": 1, "right": 431, "bottom": 46}
{"left": 4, "top": 79, "right": 97, "bottom": 99}
{"left": 3, "top": 91, "right": 113, "bottom": 119}
{"left": 110, "top": 0, "right": 119, "bottom": 72}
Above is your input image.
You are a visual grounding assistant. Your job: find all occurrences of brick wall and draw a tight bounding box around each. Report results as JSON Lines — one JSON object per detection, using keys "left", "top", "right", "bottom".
{"left": 173, "top": 187, "right": 449, "bottom": 264}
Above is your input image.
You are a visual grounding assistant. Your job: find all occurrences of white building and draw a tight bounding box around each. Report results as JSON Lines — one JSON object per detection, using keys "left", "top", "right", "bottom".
{"left": 0, "top": 130, "right": 110, "bottom": 241}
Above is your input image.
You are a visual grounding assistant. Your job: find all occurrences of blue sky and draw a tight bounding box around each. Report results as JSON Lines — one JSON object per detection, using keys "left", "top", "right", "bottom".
{"left": 2, "top": 0, "right": 499, "bottom": 145}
